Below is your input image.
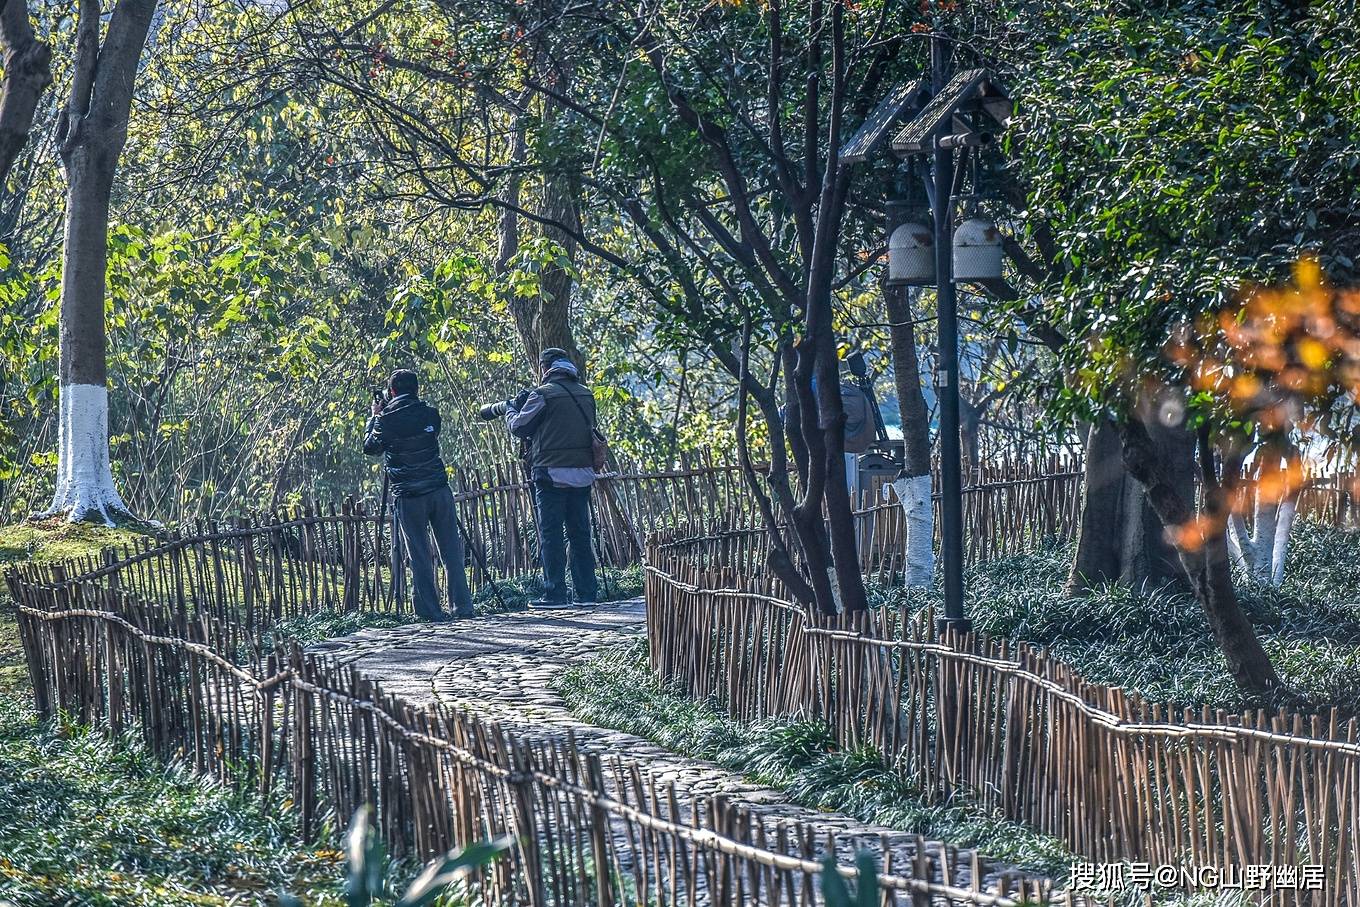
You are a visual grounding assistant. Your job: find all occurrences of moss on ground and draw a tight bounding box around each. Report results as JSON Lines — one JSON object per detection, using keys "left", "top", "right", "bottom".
{"left": 0, "top": 516, "right": 155, "bottom": 566}
{"left": 0, "top": 611, "right": 26, "bottom": 701}
{"left": 1, "top": 519, "right": 157, "bottom": 700}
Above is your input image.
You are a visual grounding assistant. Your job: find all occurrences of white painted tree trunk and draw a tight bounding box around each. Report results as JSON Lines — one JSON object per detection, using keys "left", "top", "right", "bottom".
{"left": 892, "top": 473, "right": 935, "bottom": 587}
{"left": 1225, "top": 517, "right": 1242, "bottom": 568}
{"left": 41, "top": 0, "right": 156, "bottom": 527}
{"left": 1227, "top": 494, "right": 1297, "bottom": 588}
{"left": 37, "top": 382, "right": 130, "bottom": 525}
{"left": 1269, "top": 499, "right": 1295, "bottom": 586}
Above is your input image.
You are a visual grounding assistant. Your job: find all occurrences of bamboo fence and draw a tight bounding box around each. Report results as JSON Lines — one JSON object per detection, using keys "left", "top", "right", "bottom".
{"left": 22, "top": 452, "right": 1087, "bottom": 625}
{"left": 34, "top": 450, "right": 1359, "bottom": 617}
{"left": 644, "top": 540, "right": 1359, "bottom": 907}
{"left": 9, "top": 453, "right": 1360, "bottom": 905}
{"left": 6, "top": 535, "right": 1079, "bottom": 904}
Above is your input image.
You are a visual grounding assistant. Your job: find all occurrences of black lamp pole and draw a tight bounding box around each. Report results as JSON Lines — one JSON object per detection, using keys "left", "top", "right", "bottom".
{"left": 932, "top": 32, "right": 970, "bottom": 635}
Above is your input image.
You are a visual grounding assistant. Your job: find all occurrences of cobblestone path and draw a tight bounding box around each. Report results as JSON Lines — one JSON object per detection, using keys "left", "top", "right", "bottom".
{"left": 310, "top": 599, "right": 1037, "bottom": 893}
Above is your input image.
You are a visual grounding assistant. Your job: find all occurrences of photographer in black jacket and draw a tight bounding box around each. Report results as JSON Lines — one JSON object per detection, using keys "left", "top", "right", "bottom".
{"left": 364, "top": 369, "right": 474, "bottom": 621}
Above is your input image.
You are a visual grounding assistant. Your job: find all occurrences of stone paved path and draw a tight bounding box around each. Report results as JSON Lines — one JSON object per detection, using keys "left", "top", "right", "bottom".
{"left": 310, "top": 599, "right": 1035, "bottom": 893}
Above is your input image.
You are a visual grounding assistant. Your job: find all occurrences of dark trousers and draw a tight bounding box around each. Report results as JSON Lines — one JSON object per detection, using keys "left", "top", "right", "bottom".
{"left": 395, "top": 485, "right": 473, "bottom": 619}
{"left": 534, "top": 481, "right": 598, "bottom": 603}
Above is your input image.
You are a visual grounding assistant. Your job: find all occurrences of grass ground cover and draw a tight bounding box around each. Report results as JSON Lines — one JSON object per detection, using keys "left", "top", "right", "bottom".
{"left": 0, "top": 697, "right": 349, "bottom": 906}
{"left": 0, "top": 516, "right": 641, "bottom": 905}
{"left": 0, "top": 518, "right": 152, "bottom": 567}
{"left": 556, "top": 637, "right": 1075, "bottom": 876}
{"left": 250, "top": 562, "right": 643, "bottom": 655}
{"left": 0, "top": 520, "right": 342, "bottom": 905}
{"left": 470, "top": 563, "right": 643, "bottom": 613}
{"left": 0, "top": 521, "right": 355, "bottom": 905}
{"left": 872, "top": 520, "right": 1360, "bottom": 713}
{"left": 4, "top": 512, "right": 1342, "bottom": 903}
{"left": 557, "top": 639, "right": 1251, "bottom": 906}
{"left": 1, "top": 519, "right": 160, "bottom": 699}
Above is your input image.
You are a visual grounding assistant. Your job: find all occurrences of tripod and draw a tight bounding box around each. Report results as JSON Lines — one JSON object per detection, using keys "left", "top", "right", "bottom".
{"left": 453, "top": 509, "right": 510, "bottom": 612}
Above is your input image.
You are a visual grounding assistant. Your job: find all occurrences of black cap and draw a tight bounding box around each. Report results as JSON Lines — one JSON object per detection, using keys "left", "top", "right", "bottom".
{"left": 539, "top": 347, "right": 570, "bottom": 368}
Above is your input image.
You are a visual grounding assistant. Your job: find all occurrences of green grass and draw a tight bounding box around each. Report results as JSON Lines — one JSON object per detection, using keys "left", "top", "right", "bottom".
{"left": 0, "top": 532, "right": 349, "bottom": 906}
{"left": 0, "top": 519, "right": 462, "bottom": 905}
{"left": 870, "top": 521, "right": 1360, "bottom": 713}
{"left": 0, "top": 697, "right": 346, "bottom": 906}
{"left": 1, "top": 517, "right": 154, "bottom": 693}
{"left": 0, "top": 608, "right": 26, "bottom": 701}
{"left": 251, "top": 608, "right": 422, "bottom": 654}
{"left": 2, "top": 518, "right": 154, "bottom": 699}
{"left": 0, "top": 517, "right": 155, "bottom": 566}
{"left": 555, "top": 638, "right": 1074, "bottom": 877}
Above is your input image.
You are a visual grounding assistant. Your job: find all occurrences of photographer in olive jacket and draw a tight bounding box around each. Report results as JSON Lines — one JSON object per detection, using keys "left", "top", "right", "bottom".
{"left": 503, "top": 348, "right": 600, "bottom": 608}
{"left": 364, "top": 369, "right": 474, "bottom": 621}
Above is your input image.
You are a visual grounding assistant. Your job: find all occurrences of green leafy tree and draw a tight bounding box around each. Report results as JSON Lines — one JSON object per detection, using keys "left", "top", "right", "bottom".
{"left": 242, "top": 0, "right": 959, "bottom": 613}
{"left": 969, "top": 0, "right": 1360, "bottom": 693}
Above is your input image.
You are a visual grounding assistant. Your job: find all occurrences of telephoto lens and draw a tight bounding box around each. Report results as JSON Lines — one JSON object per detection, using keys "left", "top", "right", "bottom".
{"left": 478, "top": 401, "right": 509, "bottom": 421}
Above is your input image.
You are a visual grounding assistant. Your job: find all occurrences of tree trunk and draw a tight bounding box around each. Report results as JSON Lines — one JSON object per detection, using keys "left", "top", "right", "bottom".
{"left": 0, "top": 0, "right": 52, "bottom": 193}
{"left": 884, "top": 284, "right": 934, "bottom": 587}
{"left": 1067, "top": 417, "right": 1190, "bottom": 596}
{"left": 802, "top": 229, "right": 867, "bottom": 613}
{"left": 504, "top": 56, "right": 581, "bottom": 373}
{"left": 1182, "top": 526, "right": 1281, "bottom": 693}
{"left": 814, "top": 334, "right": 868, "bottom": 612}
{"left": 496, "top": 95, "right": 581, "bottom": 373}
{"left": 1226, "top": 451, "right": 1300, "bottom": 587}
{"left": 500, "top": 167, "right": 583, "bottom": 372}
{"left": 44, "top": 148, "right": 130, "bottom": 522}
{"left": 534, "top": 168, "right": 583, "bottom": 367}
{"left": 1119, "top": 418, "right": 1281, "bottom": 695}
{"left": 495, "top": 116, "right": 531, "bottom": 359}
{"left": 960, "top": 403, "right": 981, "bottom": 482}
{"left": 38, "top": 0, "right": 157, "bottom": 524}
{"left": 789, "top": 336, "right": 842, "bottom": 614}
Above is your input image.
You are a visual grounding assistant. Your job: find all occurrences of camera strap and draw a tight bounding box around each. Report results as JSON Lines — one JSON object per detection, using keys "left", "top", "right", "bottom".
{"left": 562, "top": 385, "right": 601, "bottom": 438}
{"left": 562, "top": 384, "right": 607, "bottom": 472}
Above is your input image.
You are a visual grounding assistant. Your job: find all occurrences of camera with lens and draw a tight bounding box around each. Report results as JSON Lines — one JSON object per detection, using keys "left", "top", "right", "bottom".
{"left": 478, "top": 389, "right": 531, "bottom": 421}
{"left": 478, "top": 400, "right": 511, "bottom": 421}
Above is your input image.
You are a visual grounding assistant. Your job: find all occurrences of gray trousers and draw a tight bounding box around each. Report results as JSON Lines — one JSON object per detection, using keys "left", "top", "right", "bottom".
{"left": 395, "top": 485, "right": 473, "bottom": 619}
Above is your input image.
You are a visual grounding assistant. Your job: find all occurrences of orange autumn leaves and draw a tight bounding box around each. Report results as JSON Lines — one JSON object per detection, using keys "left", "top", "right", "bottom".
{"left": 1166, "top": 456, "right": 1309, "bottom": 554}
{"left": 1170, "top": 258, "right": 1360, "bottom": 429}
{"left": 1161, "top": 258, "right": 1360, "bottom": 551}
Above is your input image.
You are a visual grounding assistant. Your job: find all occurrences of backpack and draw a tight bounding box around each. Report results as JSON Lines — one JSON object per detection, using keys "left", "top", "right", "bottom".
{"left": 841, "top": 382, "right": 874, "bottom": 454}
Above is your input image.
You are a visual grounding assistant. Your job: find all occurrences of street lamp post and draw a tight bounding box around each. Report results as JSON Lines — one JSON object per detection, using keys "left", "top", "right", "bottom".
{"left": 931, "top": 34, "right": 970, "bottom": 636}
{"left": 932, "top": 148, "right": 968, "bottom": 631}
{"left": 841, "top": 43, "right": 1010, "bottom": 637}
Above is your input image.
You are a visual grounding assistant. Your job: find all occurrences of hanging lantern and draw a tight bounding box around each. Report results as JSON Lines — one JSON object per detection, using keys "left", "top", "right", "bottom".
{"left": 952, "top": 216, "right": 1003, "bottom": 282}
{"left": 887, "top": 220, "right": 935, "bottom": 286}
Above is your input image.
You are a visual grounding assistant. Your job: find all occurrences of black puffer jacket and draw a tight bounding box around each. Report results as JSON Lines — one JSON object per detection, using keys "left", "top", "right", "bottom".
{"left": 363, "top": 395, "right": 449, "bottom": 497}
